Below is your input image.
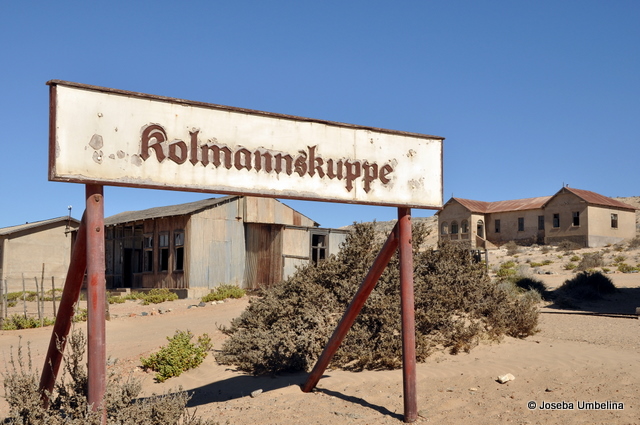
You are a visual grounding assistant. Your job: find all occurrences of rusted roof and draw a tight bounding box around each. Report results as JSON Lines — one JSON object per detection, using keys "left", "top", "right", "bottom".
{"left": 441, "top": 187, "right": 636, "bottom": 216}
{"left": 0, "top": 216, "right": 80, "bottom": 236}
{"left": 549, "top": 187, "right": 637, "bottom": 211}
{"left": 449, "top": 196, "right": 551, "bottom": 213}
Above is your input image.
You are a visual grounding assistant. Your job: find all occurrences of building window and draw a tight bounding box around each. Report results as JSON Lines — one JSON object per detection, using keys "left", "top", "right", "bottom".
{"left": 611, "top": 213, "right": 618, "bottom": 229}
{"left": 174, "top": 230, "right": 184, "bottom": 272}
{"left": 311, "top": 233, "right": 327, "bottom": 265}
{"left": 451, "top": 221, "right": 459, "bottom": 234}
{"left": 441, "top": 222, "right": 448, "bottom": 235}
{"left": 572, "top": 211, "right": 580, "bottom": 227}
{"left": 553, "top": 214, "right": 560, "bottom": 228}
{"left": 461, "top": 220, "right": 469, "bottom": 233}
{"left": 143, "top": 234, "right": 153, "bottom": 272}
{"left": 518, "top": 217, "right": 525, "bottom": 232}
{"left": 538, "top": 216, "right": 545, "bottom": 230}
{"left": 159, "top": 232, "right": 169, "bottom": 272}
{"left": 495, "top": 219, "right": 501, "bottom": 233}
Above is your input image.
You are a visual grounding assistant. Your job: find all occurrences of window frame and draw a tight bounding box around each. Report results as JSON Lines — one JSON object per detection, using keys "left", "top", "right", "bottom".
{"left": 611, "top": 213, "right": 618, "bottom": 229}
{"left": 310, "top": 231, "right": 328, "bottom": 266}
{"left": 494, "top": 219, "right": 501, "bottom": 233}
{"left": 143, "top": 234, "right": 154, "bottom": 273}
{"left": 158, "top": 232, "right": 170, "bottom": 273}
{"left": 553, "top": 213, "right": 560, "bottom": 228}
{"left": 572, "top": 211, "right": 580, "bottom": 227}
{"left": 174, "top": 230, "right": 185, "bottom": 272}
{"left": 518, "top": 217, "right": 525, "bottom": 232}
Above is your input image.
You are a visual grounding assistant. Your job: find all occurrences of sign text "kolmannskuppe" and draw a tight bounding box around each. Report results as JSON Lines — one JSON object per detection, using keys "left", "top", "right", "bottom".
{"left": 140, "top": 124, "right": 396, "bottom": 193}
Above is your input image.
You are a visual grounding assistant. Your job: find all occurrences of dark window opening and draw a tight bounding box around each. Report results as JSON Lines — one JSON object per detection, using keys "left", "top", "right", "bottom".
{"left": 159, "top": 232, "right": 169, "bottom": 272}
{"left": 518, "top": 217, "right": 524, "bottom": 232}
{"left": 451, "top": 221, "right": 459, "bottom": 234}
{"left": 174, "top": 230, "right": 185, "bottom": 271}
{"left": 572, "top": 211, "right": 580, "bottom": 227}
{"left": 143, "top": 234, "right": 153, "bottom": 272}
{"left": 538, "top": 216, "right": 545, "bottom": 230}
{"left": 611, "top": 213, "right": 618, "bottom": 229}
{"left": 495, "top": 219, "right": 501, "bottom": 233}
{"left": 553, "top": 214, "right": 560, "bottom": 228}
{"left": 311, "top": 233, "right": 327, "bottom": 266}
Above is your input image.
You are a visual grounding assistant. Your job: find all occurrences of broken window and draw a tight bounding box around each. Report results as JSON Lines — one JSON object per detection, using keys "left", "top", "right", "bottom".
{"left": 495, "top": 219, "right": 501, "bottom": 233}
{"left": 311, "top": 233, "right": 327, "bottom": 265}
{"left": 611, "top": 213, "right": 618, "bottom": 229}
{"left": 553, "top": 214, "right": 560, "bottom": 228}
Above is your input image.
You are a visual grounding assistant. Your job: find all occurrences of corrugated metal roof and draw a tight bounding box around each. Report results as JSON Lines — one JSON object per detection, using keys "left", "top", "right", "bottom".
{"left": 553, "top": 187, "right": 636, "bottom": 211}
{"left": 0, "top": 216, "right": 80, "bottom": 236}
{"left": 104, "top": 196, "right": 320, "bottom": 227}
{"left": 104, "top": 196, "right": 238, "bottom": 225}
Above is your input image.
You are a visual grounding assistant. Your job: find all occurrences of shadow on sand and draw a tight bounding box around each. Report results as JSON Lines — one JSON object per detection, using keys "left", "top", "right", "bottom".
{"left": 179, "top": 372, "right": 402, "bottom": 421}
{"left": 543, "top": 286, "right": 640, "bottom": 318}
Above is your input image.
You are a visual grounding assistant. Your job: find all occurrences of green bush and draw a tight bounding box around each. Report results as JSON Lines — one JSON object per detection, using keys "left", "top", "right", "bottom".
{"left": 108, "top": 294, "right": 126, "bottom": 304}
{"left": 201, "top": 284, "right": 245, "bottom": 303}
{"left": 124, "top": 288, "right": 179, "bottom": 305}
{"left": 73, "top": 308, "right": 88, "bottom": 322}
{"left": 0, "top": 314, "right": 55, "bottom": 330}
{"left": 617, "top": 263, "right": 638, "bottom": 273}
{"left": 569, "top": 255, "right": 581, "bottom": 262}
{"left": 141, "top": 330, "right": 212, "bottom": 382}
{"left": 564, "top": 262, "right": 577, "bottom": 270}
{"left": 556, "top": 240, "right": 581, "bottom": 251}
{"left": 217, "top": 223, "right": 539, "bottom": 375}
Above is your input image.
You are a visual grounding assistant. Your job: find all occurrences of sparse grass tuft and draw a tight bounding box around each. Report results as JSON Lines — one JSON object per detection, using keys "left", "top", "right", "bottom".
{"left": 201, "top": 285, "right": 245, "bottom": 303}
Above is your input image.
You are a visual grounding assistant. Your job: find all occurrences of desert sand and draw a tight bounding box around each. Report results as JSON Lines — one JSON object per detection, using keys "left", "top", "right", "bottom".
{"left": 1, "top": 246, "right": 639, "bottom": 425}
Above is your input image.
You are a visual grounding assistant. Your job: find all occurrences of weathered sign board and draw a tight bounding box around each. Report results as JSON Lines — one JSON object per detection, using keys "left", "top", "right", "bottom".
{"left": 48, "top": 80, "right": 443, "bottom": 209}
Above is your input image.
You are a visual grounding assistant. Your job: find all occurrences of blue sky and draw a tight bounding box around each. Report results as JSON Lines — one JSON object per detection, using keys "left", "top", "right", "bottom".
{"left": 1, "top": 1, "right": 639, "bottom": 229}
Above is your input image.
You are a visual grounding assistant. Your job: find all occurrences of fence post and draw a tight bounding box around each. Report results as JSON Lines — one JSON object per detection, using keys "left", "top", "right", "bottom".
{"left": 35, "top": 277, "right": 42, "bottom": 326}
{"left": 51, "top": 277, "right": 57, "bottom": 317}
{"left": 22, "top": 273, "right": 27, "bottom": 318}
{"left": 0, "top": 278, "right": 4, "bottom": 328}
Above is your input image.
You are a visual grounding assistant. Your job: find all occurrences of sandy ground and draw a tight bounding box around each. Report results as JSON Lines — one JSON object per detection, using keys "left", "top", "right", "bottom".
{"left": 1, "top": 246, "right": 639, "bottom": 424}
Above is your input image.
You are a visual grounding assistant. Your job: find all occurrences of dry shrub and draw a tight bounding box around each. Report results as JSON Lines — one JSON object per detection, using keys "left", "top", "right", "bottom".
{"left": 217, "top": 222, "right": 539, "bottom": 374}
{"left": 576, "top": 252, "right": 604, "bottom": 271}
{"left": 1, "top": 331, "right": 220, "bottom": 425}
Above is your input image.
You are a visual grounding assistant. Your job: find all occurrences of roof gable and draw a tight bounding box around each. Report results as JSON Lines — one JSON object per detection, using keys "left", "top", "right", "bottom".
{"left": 0, "top": 216, "right": 80, "bottom": 236}
{"left": 546, "top": 187, "right": 636, "bottom": 211}
{"left": 104, "top": 196, "right": 320, "bottom": 227}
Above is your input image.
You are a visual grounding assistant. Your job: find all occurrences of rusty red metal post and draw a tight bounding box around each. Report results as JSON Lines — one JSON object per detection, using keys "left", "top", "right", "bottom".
{"left": 85, "top": 184, "right": 106, "bottom": 420}
{"left": 398, "top": 207, "right": 417, "bottom": 423}
{"left": 301, "top": 222, "right": 399, "bottom": 393}
{"left": 39, "top": 213, "right": 87, "bottom": 406}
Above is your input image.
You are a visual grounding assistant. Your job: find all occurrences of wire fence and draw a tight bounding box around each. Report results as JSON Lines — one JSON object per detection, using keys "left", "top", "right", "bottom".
{"left": 0, "top": 275, "right": 62, "bottom": 326}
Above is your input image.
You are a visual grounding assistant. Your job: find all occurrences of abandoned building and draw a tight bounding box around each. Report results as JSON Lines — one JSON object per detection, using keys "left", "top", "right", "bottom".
{"left": 103, "top": 195, "right": 347, "bottom": 295}
{"left": 437, "top": 187, "right": 637, "bottom": 249}
{"left": 0, "top": 216, "right": 80, "bottom": 293}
